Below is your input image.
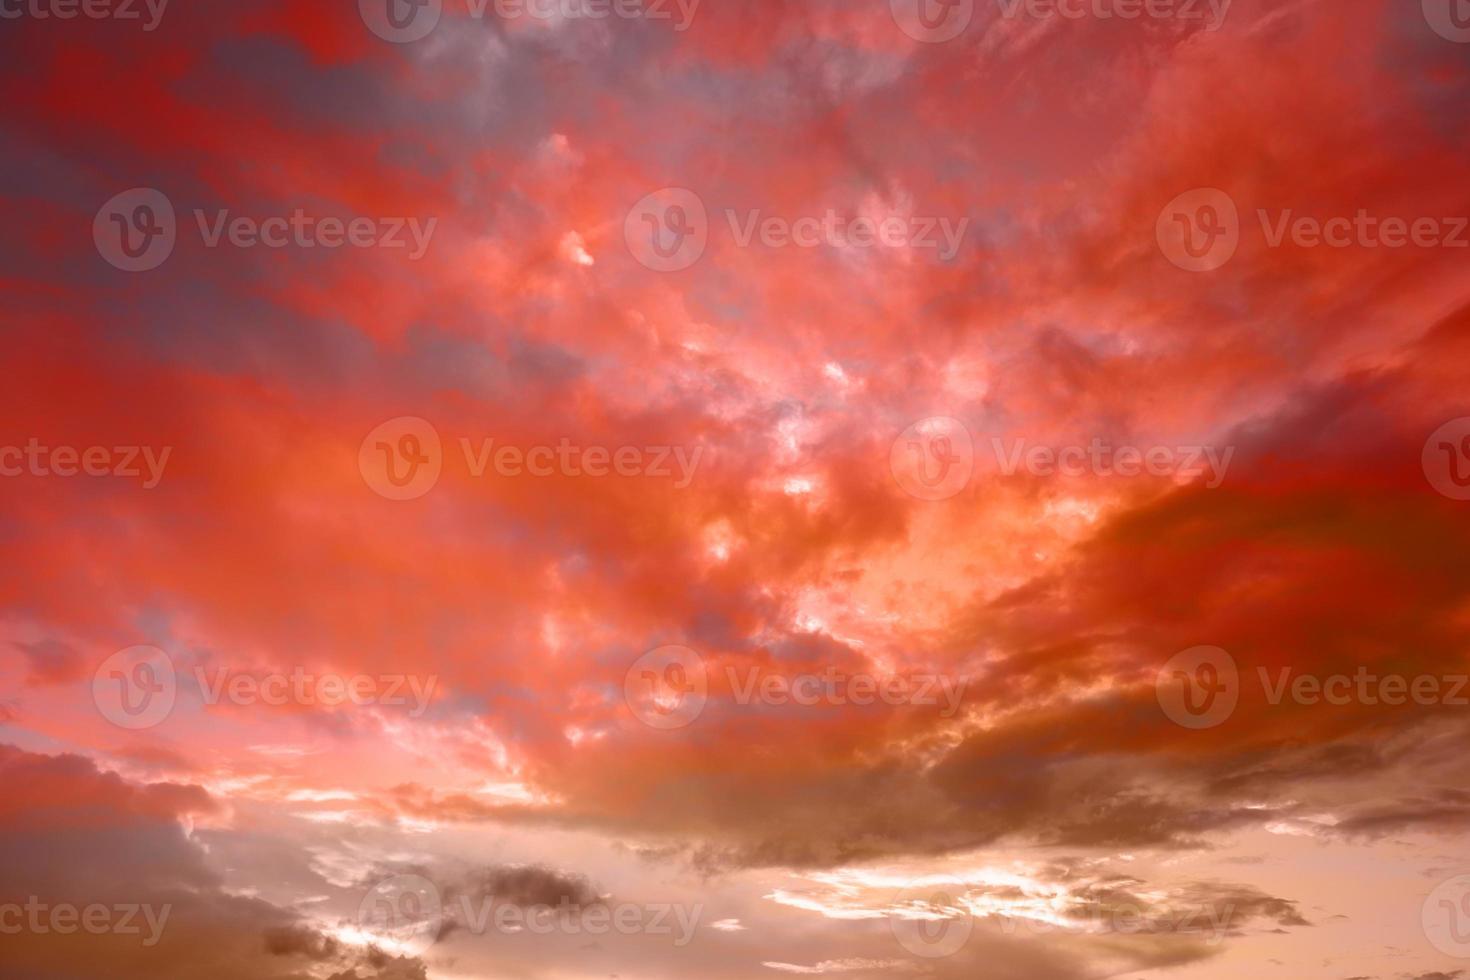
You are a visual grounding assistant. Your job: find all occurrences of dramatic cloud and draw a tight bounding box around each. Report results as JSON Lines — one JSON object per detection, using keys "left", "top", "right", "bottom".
{"left": 2, "top": 0, "right": 1467, "bottom": 976}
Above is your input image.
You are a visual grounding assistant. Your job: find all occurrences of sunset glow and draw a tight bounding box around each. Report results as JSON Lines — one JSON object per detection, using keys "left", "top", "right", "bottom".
{"left": 3, "top": 1, "right": 1470, "bottom": 978}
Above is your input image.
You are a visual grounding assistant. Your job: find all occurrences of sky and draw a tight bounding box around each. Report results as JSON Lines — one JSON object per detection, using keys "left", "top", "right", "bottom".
{"left": 2, "top": 0, "right": 1470, "bottom": 978}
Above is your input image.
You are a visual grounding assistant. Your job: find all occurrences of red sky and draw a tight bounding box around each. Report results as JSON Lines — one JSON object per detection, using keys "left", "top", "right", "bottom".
{"left": 3, "top": 0, "right": 1470, "bottom": 978}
